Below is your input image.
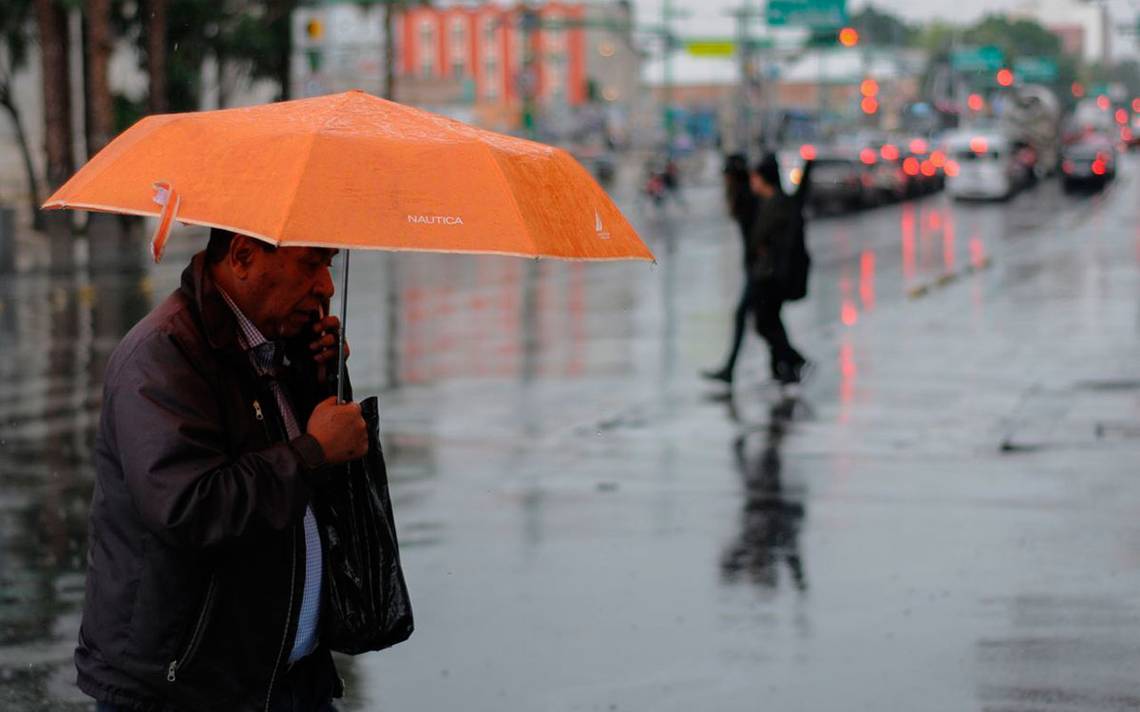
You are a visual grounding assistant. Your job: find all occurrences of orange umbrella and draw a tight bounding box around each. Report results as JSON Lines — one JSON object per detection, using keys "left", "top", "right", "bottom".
{"left": 43, "top": 90, "right": 653, "bottom": 399}
{"left": 42, "top": 89, "right": 653, "bottom": 264}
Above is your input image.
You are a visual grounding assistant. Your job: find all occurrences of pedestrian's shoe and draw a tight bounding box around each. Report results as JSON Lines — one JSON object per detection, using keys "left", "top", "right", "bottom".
{"left": 701, "top": 367, "right": 733, "bottom": 384}
{"left": 775, "top": 361, "right": 800, "bottom": 385}
{"left": 794, "top": 358, "right": 815, "bottom": 384}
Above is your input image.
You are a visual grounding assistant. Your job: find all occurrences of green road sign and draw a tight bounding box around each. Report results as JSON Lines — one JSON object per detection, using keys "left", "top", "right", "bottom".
{"left": 1013, "top": 57, "right": 1058, "bottom": 82}
{"left": 766, "top": 0, "right": 847, "bottom": 28}
{"left": 951, "top": 46, "right": 1004, "bottom": 73}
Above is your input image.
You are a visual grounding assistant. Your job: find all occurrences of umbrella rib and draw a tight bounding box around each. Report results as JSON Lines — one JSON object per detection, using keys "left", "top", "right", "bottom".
{"left": 273, "top": 106, "right": 341, "bottom": 245}
{"left": 480, "top": 142, "right": 539, "bottom": 257}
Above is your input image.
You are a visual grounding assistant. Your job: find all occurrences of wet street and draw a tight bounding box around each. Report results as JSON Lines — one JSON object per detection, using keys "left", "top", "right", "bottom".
{"left": 3, "top": 153, "right": 1140, "bottom": 710}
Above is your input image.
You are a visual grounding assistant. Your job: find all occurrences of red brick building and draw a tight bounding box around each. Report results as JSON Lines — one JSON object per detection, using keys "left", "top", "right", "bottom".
{"left": 396, "top": 3, "right": 589, "bottom": 127}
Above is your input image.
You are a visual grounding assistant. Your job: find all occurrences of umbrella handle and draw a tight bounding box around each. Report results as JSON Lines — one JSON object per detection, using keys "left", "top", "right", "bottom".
{"left": 336, "top": 250, "right": 350, "bottom": 404}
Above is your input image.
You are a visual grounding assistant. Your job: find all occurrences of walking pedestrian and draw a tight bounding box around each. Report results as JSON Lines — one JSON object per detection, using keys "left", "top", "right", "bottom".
{"left": 78, "top": 229, "right": 369, "bottom": 711}
{"left": 749, "top": 154, "right": 809, "bottom": 385}
{"left": 703, "top": 153, "right": 761, "bottom": 384}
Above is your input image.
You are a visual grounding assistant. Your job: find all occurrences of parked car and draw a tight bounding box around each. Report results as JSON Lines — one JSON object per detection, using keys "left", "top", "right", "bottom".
{"left": 803, "top": 147, "right": 873, "bottom": 212}
{"left": 1061, "top": 134, "right": 1117, "bottom": 190}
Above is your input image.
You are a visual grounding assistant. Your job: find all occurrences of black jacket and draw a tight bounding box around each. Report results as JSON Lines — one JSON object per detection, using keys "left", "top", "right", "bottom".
{"left": 77, "top": 253, "right": 343, "bottom": 711}
{"left": 748, "top": 190, "right": 794, "bottom": 285}
{"left": 729, "top": 188, "right": 760, "bottom": 273}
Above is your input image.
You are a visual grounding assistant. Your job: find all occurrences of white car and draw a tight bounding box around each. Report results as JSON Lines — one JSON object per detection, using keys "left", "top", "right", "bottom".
{"left": 943, "top": 131, "right": 1023, "bottom": 201}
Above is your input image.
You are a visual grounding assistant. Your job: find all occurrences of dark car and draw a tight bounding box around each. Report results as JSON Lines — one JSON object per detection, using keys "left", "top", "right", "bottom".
{"left": 805, "top": 148, "right": 872, "bottom": 212}
{"left": 1061, "top": 134, "right": 1117, "bottom": 190}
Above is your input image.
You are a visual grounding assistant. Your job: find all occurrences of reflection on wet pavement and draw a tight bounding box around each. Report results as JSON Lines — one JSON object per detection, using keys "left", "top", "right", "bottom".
{"left": 1, "top": 153, "right": 1140, "bottom": 710}
{"left": 720, "top": 397, "right": 807, "bottom": 594}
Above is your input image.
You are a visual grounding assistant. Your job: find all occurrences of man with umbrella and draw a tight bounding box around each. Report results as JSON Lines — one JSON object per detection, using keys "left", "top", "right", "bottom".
{"left": 78, "top": 228, "right": 368, "bottom": 711}
{"left": 44, "top": 90, "right": 654, "bottom": 711}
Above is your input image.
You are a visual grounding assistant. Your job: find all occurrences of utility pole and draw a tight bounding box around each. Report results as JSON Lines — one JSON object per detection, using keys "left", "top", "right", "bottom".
{"left": 520, "top": 5, "right": 540, "bottom": 138}
{"left": 662, "top": 0, "right": 674, "bottom": 146}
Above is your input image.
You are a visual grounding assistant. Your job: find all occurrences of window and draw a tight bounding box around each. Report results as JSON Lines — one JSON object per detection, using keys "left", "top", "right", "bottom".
{"left": 452, "top": 18, "right": 466, "bottom": 45}
{"left": 452, "top": 60, "right": 466, "bottom": 79}
{"left": 419, "top": 20, "right": 435, "bottom": 77}
{"left": 483, "top": 59, "right": 499, "bottom": 98}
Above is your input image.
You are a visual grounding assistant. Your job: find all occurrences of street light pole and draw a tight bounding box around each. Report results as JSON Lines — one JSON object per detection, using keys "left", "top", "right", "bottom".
{"left": 663, "top": 0, "right": 674, "bottom": 147}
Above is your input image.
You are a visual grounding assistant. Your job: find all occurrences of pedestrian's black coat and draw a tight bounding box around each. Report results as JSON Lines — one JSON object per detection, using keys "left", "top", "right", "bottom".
{"left": 76, "top": 252, "right": 342, "bottom": 711}
{"left": 748, "top": 190, "right": 795, "bottom": 288}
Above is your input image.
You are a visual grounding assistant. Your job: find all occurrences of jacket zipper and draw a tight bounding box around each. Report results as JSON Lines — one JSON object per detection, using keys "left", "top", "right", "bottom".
{"left": 253, "top": 398, "right": 276, "bottom": 442}
{"left": 166, "top": 575, "right": 218, "bottom": 683}
{"left": 264, "top": 527, "right": 299, "bottom": 711}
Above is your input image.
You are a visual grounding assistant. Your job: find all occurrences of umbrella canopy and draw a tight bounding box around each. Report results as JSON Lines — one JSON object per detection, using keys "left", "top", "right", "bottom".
{"left": 42, "top": 90, "right": 653, "bottom": 263}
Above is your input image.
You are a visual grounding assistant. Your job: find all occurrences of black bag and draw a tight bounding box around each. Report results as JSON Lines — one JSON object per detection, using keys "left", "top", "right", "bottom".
{"left": 313, "top": 396, "right": 414, "bottom": 654}
{"left": 782, "top": 212, "right": 811, "bottom": 302}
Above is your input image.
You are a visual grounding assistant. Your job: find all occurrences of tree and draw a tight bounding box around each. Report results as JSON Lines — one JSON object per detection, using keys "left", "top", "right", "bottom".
{"left": 1085, "top": 59, "right": 1140, "bottom": 98}
{"left": 851, "top": 4, "right": 917, "bottom": 47}
{"left": 967, "top": 14, "right": 1062, "bottom": 61}
{"left": 143, "top": 0, "right": 166, "bottom": 112}
{"left": 84, "top": 0, "right": 114, "bottom": 154}
{"left": 35, "top": 0, "right": 75, "bottom": 194}
{"left": 0, "top": 0, "right": 43, "bottom": 227}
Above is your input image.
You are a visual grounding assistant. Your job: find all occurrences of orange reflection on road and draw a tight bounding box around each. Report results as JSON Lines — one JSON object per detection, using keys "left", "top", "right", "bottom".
{"left": 969, "top": 236, "right": 986, "bottom": 269}
{"left": 859, "top": 250, "right": 875, "bottom": 311}
{"left": 839, "top": 340, "right": 856, "bottom": 422}
{"left": 839, "top": 270, "right": 858, "bottom": 326}
{"left": 943, "top": 216, "right": 956, "bottom": 272}
{"left": 841, "top": 300, "right": 858, "bottom": 326}
{"left": 901, "top": 203, "right": 916, "bottom": 281}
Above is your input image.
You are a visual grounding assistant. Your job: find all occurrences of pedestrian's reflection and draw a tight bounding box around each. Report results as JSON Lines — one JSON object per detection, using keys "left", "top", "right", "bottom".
{"left": 721, "top": 396, "right": 807, "bottom": 592}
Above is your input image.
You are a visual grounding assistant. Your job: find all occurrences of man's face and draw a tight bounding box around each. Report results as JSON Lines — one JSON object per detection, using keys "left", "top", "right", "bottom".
{"left": 234, "top": 240, "right": 337, "bottom": 338}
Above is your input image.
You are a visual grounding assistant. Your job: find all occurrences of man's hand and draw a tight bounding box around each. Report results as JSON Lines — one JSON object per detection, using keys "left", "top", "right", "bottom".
{"left": 310, "top": 315, "right": 349, "bottom": 365}
{"left": 306, "top": 397, "right": 368, "bottom": 464}
{"left": 310, "top": 315, "right": 348, "bottom": 384}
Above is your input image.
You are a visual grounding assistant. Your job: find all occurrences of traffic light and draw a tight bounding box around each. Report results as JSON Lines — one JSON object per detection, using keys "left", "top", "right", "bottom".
{"left": 807, "top": 26, "right": 858, "bottom": 48}
{"left": 306, "top": 19, "right": 323, "bottom": 41}
{"left": 996, "top": 68, "right": 1014, "bottom": 87}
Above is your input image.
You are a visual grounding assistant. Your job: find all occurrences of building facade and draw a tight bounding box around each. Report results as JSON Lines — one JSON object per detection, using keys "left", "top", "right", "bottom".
{"left": 1012, "top": 0, "right": 1111, "bottom": 65}
{"left": 293, "top": 1, "right": 643, "bottom": 133}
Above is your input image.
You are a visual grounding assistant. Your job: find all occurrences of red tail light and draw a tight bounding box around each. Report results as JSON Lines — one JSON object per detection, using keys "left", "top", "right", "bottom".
{"left": 1091, "top": 160, "right": 1107, "bottom": 176}
{"left": 800, "top": 144, "right": 817, "bottom": 160}
{"left": 860, "top": 148, "right": 877, "bottom": 165}
{"left": 903, "top": 157, "right": 920, "bottom": 176}
{"left": 881, "top": 144, "right": 899, "bottom": 161}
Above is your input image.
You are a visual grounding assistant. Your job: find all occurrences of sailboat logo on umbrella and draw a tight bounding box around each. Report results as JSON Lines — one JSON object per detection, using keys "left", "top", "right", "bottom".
{"left": 594, "top": 210, "right": 611, "bottom": 240}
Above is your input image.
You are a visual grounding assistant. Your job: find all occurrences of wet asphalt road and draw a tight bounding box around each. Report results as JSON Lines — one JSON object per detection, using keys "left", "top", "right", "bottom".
{"left": 2, "top": 153, "right": 1140, "bottom": 710}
